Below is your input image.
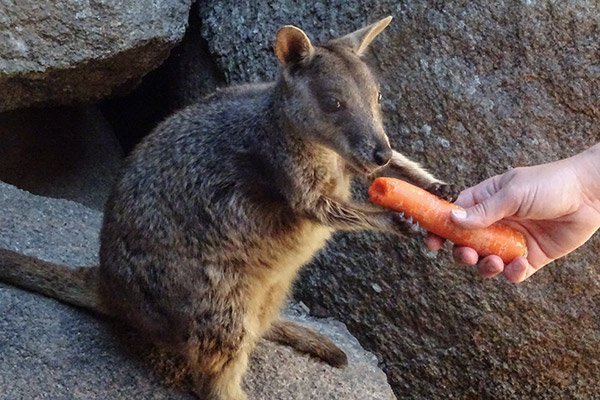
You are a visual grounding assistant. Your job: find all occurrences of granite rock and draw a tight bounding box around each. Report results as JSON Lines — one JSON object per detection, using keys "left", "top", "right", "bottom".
{"left": 0, "top": 0, "right": 192, "bottom": 111}
{"left": 198, "top": 1, "right": 600, "bottom": 398}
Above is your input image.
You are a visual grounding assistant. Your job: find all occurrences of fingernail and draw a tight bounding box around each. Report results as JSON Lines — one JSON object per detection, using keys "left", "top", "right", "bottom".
{"left": 451, "top": 209, "right": 467, "bottom": 219}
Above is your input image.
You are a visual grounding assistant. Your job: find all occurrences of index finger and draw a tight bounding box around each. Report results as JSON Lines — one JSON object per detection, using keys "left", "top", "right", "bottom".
{"left": 454, "top": 174, "right": 503, "bottom": 208}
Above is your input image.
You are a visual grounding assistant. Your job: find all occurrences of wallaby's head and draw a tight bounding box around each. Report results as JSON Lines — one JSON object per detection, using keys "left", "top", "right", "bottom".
{"left": 274, "top": 17, "right": 393, "bottom": 174}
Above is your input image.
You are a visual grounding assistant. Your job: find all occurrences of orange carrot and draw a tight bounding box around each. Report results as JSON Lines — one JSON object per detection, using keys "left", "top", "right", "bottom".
{"left": 368, "top": 177, "right": 528, "bottom": 264}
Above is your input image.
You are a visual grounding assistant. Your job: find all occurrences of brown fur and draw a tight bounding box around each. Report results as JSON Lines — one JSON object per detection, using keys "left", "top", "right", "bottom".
{"left": 0, "top": 17, "right": 454, "bottom": 400}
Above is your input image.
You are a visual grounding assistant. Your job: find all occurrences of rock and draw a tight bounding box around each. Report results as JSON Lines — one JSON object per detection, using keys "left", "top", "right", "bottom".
{"left": 251, "top": 304, "right": 395, "bottom": 400}
{"left": 0, "top": 106, "right": 123, "bottom": 210}
{"left": 199, "top": 1, "right": 343, "bottom": 84}
{"left": 100, "top": 2, "right": 225, "bottom": 153}
{"left": 198, "top": 1, "right": 600, "bottom": 398}
{"left": 0, "top": 0, "right": 192, "bottom": 112}
{"left": 0, "top": 182, "right": 396, "bottom": 400}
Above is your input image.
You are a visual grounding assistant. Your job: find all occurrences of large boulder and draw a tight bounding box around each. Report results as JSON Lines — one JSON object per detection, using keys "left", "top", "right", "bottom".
{"left": 0, "top": 182, "right": 396, "bottom": 400}
{"left": 199, "top": 1, "right": 600, "bottom": 398}
{"left": 0, "top": 0, "right": 192, "bottom": 112}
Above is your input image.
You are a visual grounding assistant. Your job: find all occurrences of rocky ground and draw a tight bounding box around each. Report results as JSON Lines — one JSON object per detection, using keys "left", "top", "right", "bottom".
{"left": 0, "top": 0, "right": 599, "bottom": 399}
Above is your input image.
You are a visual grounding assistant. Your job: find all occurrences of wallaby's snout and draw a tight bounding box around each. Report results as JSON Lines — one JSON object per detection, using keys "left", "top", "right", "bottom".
{"left": 374, "top": 144, "right": 392, "bottom": 167}
{"left": 347, "top": 124, "right": 392, "bottom": 172}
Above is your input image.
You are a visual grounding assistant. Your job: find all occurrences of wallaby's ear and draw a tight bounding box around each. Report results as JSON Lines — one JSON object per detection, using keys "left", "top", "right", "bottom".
{"left": 274, "top": 25, "right": 314, "bottom": 66}
{"left": 329, "top": 16, "right": 393, "bottom": 55}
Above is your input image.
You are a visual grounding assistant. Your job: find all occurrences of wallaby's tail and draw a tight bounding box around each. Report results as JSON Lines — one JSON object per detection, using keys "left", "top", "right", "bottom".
{"left": 0, "top": 248, "right": 110, "bottom": 317}
{"left": 264, "top": 319, "right": 348, "bottom": 368}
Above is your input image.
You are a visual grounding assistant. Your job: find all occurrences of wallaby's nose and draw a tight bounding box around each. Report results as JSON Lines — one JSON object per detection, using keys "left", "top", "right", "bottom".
{"left": 373, "top": 146, "right": 392, "bottom": 166}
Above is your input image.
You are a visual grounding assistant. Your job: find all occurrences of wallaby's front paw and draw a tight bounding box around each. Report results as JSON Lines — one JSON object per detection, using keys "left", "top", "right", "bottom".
{"left": 427, "top": 182, "right": 460, "bottom": 203}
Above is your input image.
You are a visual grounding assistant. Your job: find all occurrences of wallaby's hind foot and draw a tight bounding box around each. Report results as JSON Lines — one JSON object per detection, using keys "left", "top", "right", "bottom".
{"left": 187, "top": 342, "right": 250, "bottom": 400}
{"left": 191, "top": 366, "right": 248, "bottom": 400}
{"left": 264, "top": 320, "right": 348, "bottom": 368}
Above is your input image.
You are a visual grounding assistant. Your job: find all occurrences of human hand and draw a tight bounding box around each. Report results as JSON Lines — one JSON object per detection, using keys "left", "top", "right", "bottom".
{"left": 426, "top": 145, "right": 600, "bottom": 283}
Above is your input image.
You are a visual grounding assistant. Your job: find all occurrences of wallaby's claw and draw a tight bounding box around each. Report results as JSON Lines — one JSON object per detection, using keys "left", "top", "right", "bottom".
{"left": 427, "top": 182, "right": 460, "bottom": 203}
{"left": 391, "top": 212, "right": 415, "bottom": 237}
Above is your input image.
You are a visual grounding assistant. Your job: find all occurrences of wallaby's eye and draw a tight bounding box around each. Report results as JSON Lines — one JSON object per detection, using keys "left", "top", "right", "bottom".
{"left": 320, "top": 96, "right": 345, "bottom": 113}
{"left": 377, "top": 92, "right": 382, "bottom": 104}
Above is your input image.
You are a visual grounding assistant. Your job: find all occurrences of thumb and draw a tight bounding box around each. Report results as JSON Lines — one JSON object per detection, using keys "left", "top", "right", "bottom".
{"left": 450, "top": 189, "right": 515, "bottom": 229}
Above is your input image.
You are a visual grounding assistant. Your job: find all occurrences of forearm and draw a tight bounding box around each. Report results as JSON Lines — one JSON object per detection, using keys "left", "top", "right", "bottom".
{"left": 302, "top": 196, "right": 395, "bottom": 233}
{"left": 574, "top": 143, "right": 600, "bottom": 208}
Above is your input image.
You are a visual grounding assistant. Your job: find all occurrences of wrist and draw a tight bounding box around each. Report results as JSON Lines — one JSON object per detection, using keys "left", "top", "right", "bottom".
{"left": 574, "top": 143, "right": 600, "bottom": 207}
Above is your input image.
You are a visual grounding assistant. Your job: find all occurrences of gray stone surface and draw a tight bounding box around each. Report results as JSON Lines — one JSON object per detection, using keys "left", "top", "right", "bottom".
{"left": 199, "top": 1, "right": 600, "bottom": 398}
{"left": 0, "top": 0, "right": 192, "bottom": 111}
{"left": 0, "top": 182, "right": 396, "bottom": 400}
{"left": 0, "top": 106, "right": 123, "bottom": 210}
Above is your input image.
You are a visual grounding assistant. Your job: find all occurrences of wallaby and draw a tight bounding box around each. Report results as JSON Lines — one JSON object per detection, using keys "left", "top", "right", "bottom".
{"left": 0, "top": 17, "right": 455, "bottom": 400}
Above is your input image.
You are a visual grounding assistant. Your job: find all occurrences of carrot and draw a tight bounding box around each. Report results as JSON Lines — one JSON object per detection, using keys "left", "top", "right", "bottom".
{"left": 368, "top": 177, "right": 528, "bottom": 263}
